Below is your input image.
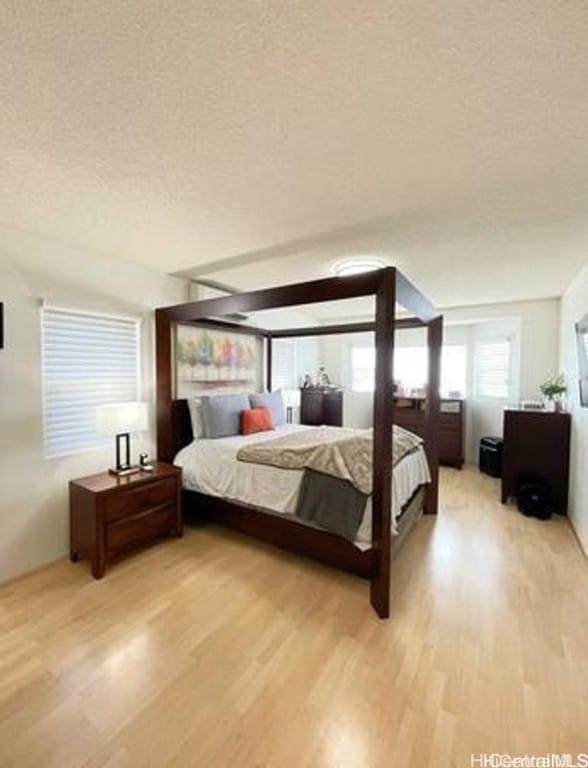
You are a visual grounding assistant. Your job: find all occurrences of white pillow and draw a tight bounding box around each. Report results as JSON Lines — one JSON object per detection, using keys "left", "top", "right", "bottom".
{"left": 187, "top": 398, "right": 204, "bottom": 439}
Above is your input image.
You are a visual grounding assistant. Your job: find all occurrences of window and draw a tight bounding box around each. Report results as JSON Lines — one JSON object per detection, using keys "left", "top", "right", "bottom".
{"left": 441, "top": 345, "right": 467, "bottom": 398}
{"left": 271, "top": 339, "right": 298, "bottom": 390}
{"left": 350, "top": 344, "right": 467, "bottom": 397}
{"left": 474, "top": 339, "right": 511, "bottom": 399}
{"left": 395, "top": 347, "right": 428, "bottom": 392}
{"left": 351, "top": 346, "right": 375, "bottom": 392}
{"left": 42, "top": 307, "right": 140, "bottom": 458}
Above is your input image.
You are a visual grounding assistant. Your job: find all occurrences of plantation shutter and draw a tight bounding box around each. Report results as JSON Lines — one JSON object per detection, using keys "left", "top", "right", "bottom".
{"left": 271, "top": 339, "right": 298, "bottom": 390}
{"left": 42, "top": 307, "right": 140, "bottom": 457}
{"left": 474, "top": 339, "right": 511, "bottom": 399}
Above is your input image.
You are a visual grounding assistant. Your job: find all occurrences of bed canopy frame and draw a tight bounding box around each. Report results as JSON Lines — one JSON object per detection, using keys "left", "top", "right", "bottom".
{"left": 156, "top": 267, "right": 443, "bottom": 618}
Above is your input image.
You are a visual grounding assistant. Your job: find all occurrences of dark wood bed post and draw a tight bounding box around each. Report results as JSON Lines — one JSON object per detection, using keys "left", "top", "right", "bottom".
{"left": 266, "top": 335, "right": 273, "bottom": 392}
{"left": 370, "top": 268, "right": 396, "bottom": 619}
{"left": 425, "top": 315, "right": 443, "bottom": 515}
{"left": 155, "top": 309, "right": 174, "bottom": 463}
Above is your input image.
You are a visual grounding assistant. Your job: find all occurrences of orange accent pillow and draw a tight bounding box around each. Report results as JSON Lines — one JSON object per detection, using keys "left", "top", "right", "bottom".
{"left": 241, "top": 407, "right": 275, "bottom": 435}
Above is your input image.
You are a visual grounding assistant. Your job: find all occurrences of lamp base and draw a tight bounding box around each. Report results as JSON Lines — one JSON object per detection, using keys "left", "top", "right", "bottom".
{"left": 108, "top": 465, "right": 142, "bottom": 477}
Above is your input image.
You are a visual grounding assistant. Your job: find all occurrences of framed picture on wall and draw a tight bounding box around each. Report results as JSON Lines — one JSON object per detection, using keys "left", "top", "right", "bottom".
{"left": 175, "top": 324, "right": 262, "bottom": 398}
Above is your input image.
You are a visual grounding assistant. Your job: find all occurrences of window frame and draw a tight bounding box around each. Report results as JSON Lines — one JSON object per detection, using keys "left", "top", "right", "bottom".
{"left": 440, "top": 343, "right": 468, "bottom": 399}
{"left": 270, "top": 338, "right": 299, "bottom": 392}
{"left": 473, "top": 337, "right": 512, "bottom": 401}
{"left": 41, "top": 303, "right": 142, "bottom": 460}
{"left": 349, "top": 342, "right": 468, "bottom": 398}
{"left": 350, "top": 345, "right": 376, "bottom": 392}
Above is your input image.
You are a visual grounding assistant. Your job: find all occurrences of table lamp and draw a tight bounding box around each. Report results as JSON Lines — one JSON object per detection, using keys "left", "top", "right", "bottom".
{"left": 96, "top": 402, "right": 148, "bottom": 476}
{"left": 283, "top": 389, "right": 301, "bottom": 424}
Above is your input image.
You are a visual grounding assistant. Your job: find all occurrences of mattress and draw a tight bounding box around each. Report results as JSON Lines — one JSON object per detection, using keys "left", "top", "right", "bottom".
{"left": 174, "top": 425, "right": 431, "bottom": 549}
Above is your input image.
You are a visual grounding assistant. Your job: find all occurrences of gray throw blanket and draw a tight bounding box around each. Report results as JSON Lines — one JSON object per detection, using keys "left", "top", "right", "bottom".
{"left": 295, "top": 469, "right": 367, "bottom": 541}
{"left": 237, "top": 425, "right": 424, "bottom": 541}
{"left": 237, "top": 425, "right": 423, "bottom": 495}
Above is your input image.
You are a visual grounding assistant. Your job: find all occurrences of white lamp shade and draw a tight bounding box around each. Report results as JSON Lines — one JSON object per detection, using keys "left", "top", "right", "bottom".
{"left": 283, "top": 389, "right": 301, "bottom": 408}
{"left": 96, "top": 402, "right": 148, "bottom": 436}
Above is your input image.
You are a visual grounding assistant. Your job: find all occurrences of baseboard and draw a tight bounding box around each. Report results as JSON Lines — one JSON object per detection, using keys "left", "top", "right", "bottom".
{"left": 568, "top": 517, "right": 588, "bottom": 560}
{"left": 0, "top": 555, "right": 68, "bottom": 587}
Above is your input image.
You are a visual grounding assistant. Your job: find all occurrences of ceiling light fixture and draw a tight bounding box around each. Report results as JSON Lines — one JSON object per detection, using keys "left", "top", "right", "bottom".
{"left": 331, "top": 257, "right": 388, "bottom": 278}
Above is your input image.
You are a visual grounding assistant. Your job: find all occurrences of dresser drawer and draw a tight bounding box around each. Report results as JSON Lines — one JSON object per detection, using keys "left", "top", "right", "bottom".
{"left": 438, "top": 424, "right": 460, "bottom": 440}
{"left": 106, "top": 504, "right": 177, "bottom": 551}
{"left": 439, "top": 436, "right": 460, "bottom": 455}
{"left": 104, "top": 477, "right": 177, "bottom": 522}
{"left": 395, "top": 413, "right": 425, "bottom": 435}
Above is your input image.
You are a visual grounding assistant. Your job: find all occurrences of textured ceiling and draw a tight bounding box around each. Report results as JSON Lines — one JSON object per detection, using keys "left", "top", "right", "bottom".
{"left": 2, "top": 1, "right": 588, "bottom": 307}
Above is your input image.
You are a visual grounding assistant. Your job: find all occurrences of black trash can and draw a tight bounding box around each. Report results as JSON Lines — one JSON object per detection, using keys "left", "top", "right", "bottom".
{"left": 517, "top": 475, "right": 552, "bottom": 520}
{"left": 479, "top": 437, "right": 503, "bottom": 478}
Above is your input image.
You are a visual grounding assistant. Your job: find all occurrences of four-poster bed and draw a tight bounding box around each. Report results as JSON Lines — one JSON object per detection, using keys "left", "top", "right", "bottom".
{"left": 155, "top": 268, "right": 443, "bottom": 618}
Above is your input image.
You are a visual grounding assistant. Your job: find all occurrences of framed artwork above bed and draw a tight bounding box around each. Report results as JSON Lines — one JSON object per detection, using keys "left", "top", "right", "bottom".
{"left": 175, "top": 323, "right": 263, "bottom": 398}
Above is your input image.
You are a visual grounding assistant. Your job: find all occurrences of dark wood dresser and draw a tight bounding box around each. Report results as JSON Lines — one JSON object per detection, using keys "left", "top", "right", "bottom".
{"left": 394, "top": 397, "right": 465, "bottom": 468}
{"left": 69, "top": 462, "right": 182, "bottom": 578}
{"left": 300, "top": 388, "right": 343, "bottom": 427}
{"left": 501, "top": 410, "right": 571, "bottom": 514}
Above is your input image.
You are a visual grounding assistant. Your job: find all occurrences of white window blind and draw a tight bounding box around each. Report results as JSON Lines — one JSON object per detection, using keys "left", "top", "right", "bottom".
{"left": 441, "top": 345, "right": 467, "bottom": 398}
{"left": 271, "top": 339, "right": 298, "bottom": 390}
{"left": 42, "top": 307, "right": 140, "bottom": 458}
{"left": 474, "top": 339, "right": 511, "bottom": 399}
{"left": 351, "top": 347, "right": 376, "bottom": 392}
{"left": 351, "top": 344, "right": 467, "bottom": 396}
{"left": 395, "top": 347, "right": 428, "bottom": 392}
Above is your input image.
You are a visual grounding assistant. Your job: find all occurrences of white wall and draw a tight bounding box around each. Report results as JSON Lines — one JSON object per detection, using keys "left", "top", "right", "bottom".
{"left": 449, "top": 300, "right": 560, "bottom": 462}
{"left": 319, "top": 299, "right": 560, "bottom": 462}
{"left": 560, "top": 264, "right": 588, "bottom": 556}
{"left": 444, "top": 300, "right": 560, "bottom": 402}
{"left": 0, "top": 228, "right": 188, "bottom": 583}
{"left": 466, "top": 317, "right": 520, "bottom": 464}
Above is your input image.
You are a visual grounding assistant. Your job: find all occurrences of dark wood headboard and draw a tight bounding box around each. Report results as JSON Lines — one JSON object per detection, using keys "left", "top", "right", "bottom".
{"left": 167, "top": 399, "right": 192, "bottom": 462}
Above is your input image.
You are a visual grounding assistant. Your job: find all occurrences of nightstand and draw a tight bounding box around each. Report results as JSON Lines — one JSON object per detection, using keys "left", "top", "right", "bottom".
{"left": 69, "top": 462, "right": 182, "bottom": 579}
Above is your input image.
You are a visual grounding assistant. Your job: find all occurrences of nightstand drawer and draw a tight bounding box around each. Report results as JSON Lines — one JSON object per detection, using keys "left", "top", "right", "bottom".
{"left": 105, "top": 477, "right": 177, "bottom": 522}
{"left": 106, "top": 503, "right": 177, "bottom": 551}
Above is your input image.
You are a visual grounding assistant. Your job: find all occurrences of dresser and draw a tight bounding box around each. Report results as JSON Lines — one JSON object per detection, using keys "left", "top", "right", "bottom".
{"left": 394, "top": 397, "right": 465, "bottom": 468}
{"left": 69, "top": 462, "right": 182, "bottom": 578}
{"left": 501, "top": 410, "right": 571, "bottom": 514}
{"left": 300, "top": 388, "right": 343, "bottom": 427}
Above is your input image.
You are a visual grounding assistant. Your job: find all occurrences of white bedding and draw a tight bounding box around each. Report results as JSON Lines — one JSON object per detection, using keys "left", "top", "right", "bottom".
{"left": 174, "top": 425, "right": 431, "bottom": 549}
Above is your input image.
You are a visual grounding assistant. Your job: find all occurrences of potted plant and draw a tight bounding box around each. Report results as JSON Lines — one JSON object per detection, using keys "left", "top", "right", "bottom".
{"left": 540, "top": 374, "right": 567, "bottom": 412}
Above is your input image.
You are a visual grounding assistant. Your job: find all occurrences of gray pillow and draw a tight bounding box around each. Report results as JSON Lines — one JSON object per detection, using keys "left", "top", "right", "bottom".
{"left": 200, "top": 393, "right": 250, "bottom": 438}
{"left": 249, "top": 391, "right": 286, "bottom": 427}
{"left": 187, "top": 398, "right": 204, "bottom": 439}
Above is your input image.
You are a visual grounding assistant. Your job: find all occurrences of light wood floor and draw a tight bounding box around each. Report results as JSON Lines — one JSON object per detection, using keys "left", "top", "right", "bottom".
{"left": 1, "top": 468, "right": 587, "bottom": 767}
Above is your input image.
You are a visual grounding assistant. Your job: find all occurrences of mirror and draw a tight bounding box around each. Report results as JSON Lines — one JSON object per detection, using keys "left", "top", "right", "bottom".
{"left": 576, "top": 312, "right": 588, "bottom": 407}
